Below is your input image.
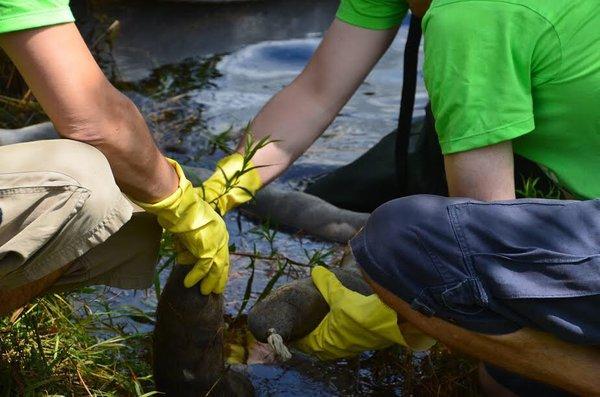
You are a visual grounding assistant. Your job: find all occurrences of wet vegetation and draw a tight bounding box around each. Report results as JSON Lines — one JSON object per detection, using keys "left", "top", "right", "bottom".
{"left": 116, "top": 57, "right": 222, "bottom": 99}
{"left": 0, "top": 292, "right": 155, "bottom": 396}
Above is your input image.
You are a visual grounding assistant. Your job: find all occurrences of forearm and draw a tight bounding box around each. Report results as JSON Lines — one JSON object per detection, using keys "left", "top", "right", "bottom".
{"left": 241, "top": 78, "right": 342, "bottom": 184}
{"left": 236, "top": 19, "right": 398, "bottom": 185}
{"left": 73, "top": 88, "right": 178, "bottom": 202}
{"left": 0, "top": 24, "right": 177, "bottom": 203}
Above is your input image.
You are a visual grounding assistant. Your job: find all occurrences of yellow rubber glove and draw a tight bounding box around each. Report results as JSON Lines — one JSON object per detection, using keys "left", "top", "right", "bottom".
{"left": 135, "top": 159, "right": 230, "bottom": 295}
{"left": 294, "top": 266, "right": 436, "bottom": 360}
{"left": 200, "top": 153, "right": 262, "bottom": 215}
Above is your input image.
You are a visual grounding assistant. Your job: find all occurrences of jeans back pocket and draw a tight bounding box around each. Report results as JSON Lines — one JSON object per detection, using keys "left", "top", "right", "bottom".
{"left": 449, "top": 199, "right": 600, "bottom": 299}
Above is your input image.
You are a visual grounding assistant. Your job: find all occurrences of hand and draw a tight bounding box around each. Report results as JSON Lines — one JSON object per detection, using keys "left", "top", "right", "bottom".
{"left": 135, "top": 159, "right": 230, "bottom": 294}
{"left": 200, "top": 153, "right": 262, "bottom": 215}
{"left": 294, "top": 266, "right": 436, "bottom": 360}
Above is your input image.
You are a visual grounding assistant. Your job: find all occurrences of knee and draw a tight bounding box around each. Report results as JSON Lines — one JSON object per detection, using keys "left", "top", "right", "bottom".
{"left": 39, "top": 139, "right": 128, "bottom": 222}
{"left": 354, "top": 195, "right": 457, "bottom": 297}
{"left": 366, "top": 195, "right": 449, "bottom": 254}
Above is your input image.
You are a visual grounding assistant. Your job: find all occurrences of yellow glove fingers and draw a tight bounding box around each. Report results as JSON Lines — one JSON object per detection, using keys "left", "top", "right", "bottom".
{"left": 199, "top": 262, "right": 229, "bottom": 295}
{"left": 199, "top": 248, "right": 228, "bottom": 295}
{"left": 294, "top": 313, "right": 368, "bottom": 360}
{"left": 176, "top": 218, "right": 226, "bottom": 258}
{"left": 135, "top": 158, "right": 232, "bottom": 292}
{"left": 214, "top": 246, "right": 230, "bottom": 294}
{"left": 310, "top": 266, "right": 348, "bottom": 305}
{"left": 295, "top": 267, "right": 435, "bottom": 360}
{"left": 215, "top": 267, "right": 229, "bottom": 294}
{"left": 184, "top": 257, "right": 214, "bottom": 288}
{"left": 199, "top": 266, "right": 220, "bottom": 295}
{"left": 198, "top": 181, "right": 221, "bottom": 209}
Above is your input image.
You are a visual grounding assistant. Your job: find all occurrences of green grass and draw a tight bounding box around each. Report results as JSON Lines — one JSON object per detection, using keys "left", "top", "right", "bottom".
{"left": 0, "top": 292, "right": 156, "bottom": 396}
{"left": 517, "top": 176, "right": 562, "bottom": 199}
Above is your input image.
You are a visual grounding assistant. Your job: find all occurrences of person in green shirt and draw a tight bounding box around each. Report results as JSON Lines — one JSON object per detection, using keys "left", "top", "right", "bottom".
{"left": 211, "top": 0, "right": 600, "bottom": 395}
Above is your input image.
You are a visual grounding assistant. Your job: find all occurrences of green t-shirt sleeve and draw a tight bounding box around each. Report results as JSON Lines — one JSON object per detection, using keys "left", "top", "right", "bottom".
{"left": 336, "top": 0, "right": 408, "bottom": 30}
{"left": 423, "top": 2, "right": 558, "bottom": 154}
{"left": 0, "top": 0, "right": 74, "bottom": 35}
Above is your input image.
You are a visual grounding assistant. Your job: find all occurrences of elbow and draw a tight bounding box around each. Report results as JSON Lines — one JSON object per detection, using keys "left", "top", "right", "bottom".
{"left": 53, "top": 87, "right": 141, "bottom": 147}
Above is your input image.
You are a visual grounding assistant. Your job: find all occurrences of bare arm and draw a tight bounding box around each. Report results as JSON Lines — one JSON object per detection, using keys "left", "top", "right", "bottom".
{"left": 0, "top": 23, "right": 177, "bottom": 202}
{"left": 444, "top": 140, "right": 516, "bottom": 201}
{"left": 240, "top": 19, "right": 399, "bottom": 184}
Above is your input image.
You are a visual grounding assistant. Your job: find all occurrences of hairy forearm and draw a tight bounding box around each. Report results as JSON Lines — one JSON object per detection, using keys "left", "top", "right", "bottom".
{"left": 61, "top": 105, "right": 177, "bottom": 203}
{"left": 65, "top": 88, "right": 178, "bottom": 202}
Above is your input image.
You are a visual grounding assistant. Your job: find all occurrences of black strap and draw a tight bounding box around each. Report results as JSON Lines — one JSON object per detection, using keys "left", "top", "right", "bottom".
{"left": 395, "top": 14, "right": 422, "bottom": 192}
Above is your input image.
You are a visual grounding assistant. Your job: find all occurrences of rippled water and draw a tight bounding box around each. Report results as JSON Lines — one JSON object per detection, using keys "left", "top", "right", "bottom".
{"left": 78, "top": 0, "right": 435, "bottom": 394}
{"left": 195, "top": 29, "right": 427, "bottom": 169}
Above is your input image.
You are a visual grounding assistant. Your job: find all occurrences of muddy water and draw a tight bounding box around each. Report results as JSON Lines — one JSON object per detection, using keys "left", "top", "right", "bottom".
{"left": 79, "top": 0, "right": 429, "bottom": 394}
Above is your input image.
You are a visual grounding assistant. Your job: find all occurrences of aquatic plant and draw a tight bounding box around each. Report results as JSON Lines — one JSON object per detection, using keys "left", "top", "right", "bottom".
{"left": 201, "top": 126, "right": 273, "bottom": 217}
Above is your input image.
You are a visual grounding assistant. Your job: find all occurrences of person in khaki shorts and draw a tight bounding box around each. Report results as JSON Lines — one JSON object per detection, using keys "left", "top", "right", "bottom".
{"left": 0, "top": 1, "right": 233, "bottom": 315}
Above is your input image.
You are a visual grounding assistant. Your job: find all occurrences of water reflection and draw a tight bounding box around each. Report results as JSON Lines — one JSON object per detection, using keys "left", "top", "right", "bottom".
{"left": 77, "top": 0, "right": 339, "bottom": 81}
{"left": 219, "top": 38, "right": 320, "bottom": 79}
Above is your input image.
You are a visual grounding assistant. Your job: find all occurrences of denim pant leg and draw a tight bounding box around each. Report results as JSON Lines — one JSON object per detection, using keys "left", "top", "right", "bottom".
{"left": 351, "top": 195, "right": 521, "bottom": 335}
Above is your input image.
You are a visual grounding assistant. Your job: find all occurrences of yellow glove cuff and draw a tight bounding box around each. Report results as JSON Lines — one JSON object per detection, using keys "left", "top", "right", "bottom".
{"left": 134, "top": 158, "right": 210, "bottom": 232}
{"left": 135, "top": 158, "right": 189, "bottom": 207}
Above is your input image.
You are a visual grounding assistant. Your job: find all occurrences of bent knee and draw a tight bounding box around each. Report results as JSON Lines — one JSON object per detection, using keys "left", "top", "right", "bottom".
{"left": 42, "top": 139, "right": 119, "bottom": 201}
{"left": 2, "top": 139, "right": 129, "bottom": 223}
{"left": 370, "top": 195, "right": 458, "bottom": 231}
{"left": 47, "top": 140, "right": 129, "bottom": 225}
{"left": 364, "top": 195, "right": 455, "bottom": 261}
{"left": 351, "top": 195, "right": 467, "bottom": 304}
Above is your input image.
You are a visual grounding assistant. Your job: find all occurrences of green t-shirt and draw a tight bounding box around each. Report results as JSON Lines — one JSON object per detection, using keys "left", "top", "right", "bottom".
{"left": 0, "top": 0, "right": 74, "bottom": 35}
{"left": 336, "top": 0, "right": 600, "bottom": 200}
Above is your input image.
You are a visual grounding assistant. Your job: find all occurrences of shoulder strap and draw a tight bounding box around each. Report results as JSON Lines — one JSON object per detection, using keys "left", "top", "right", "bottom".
{"left": 395, "top": 14, "right": 422, "bottom": 192}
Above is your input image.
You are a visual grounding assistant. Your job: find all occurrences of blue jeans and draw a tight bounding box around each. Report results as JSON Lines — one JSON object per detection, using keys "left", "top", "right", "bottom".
{"left": 351, "top": 195, "right": 600, "bottom": 395}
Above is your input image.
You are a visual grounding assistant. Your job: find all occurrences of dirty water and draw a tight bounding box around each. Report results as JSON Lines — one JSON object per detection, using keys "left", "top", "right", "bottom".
{"left": 69, "top": 0, "right": 475, "bottom": 395}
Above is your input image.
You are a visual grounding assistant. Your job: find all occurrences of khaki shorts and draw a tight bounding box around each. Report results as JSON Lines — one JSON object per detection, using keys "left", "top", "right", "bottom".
{"left": 0, "top": 139, "right": 162, "bottom": 291}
